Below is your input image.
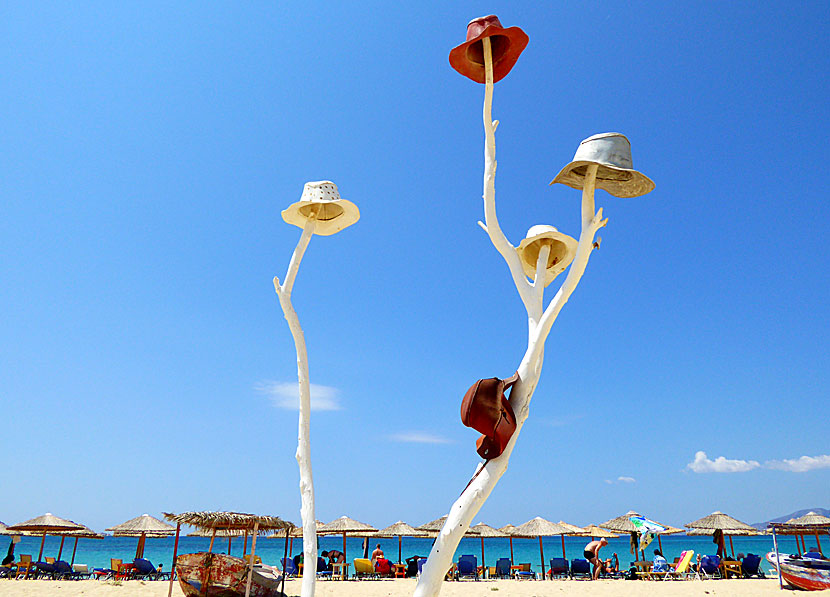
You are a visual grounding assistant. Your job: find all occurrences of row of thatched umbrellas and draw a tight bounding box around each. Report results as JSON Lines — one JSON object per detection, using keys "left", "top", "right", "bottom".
{"left": 3, "top": 509, "right": 827, "bottom": 585}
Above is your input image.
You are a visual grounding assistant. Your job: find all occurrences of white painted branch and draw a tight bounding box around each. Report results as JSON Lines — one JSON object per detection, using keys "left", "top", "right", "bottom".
{"left": 413, "top": 42, "right": 607, "bottom": 597}
{"left": 273, "top": 217, "right": 318, "bottom": 597}
{"left": 479, "top": 37, "right": 536, "bottom": 315}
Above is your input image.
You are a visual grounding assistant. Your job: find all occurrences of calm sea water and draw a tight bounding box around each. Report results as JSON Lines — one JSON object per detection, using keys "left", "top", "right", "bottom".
{"left": 7, "top": 533, "right": 806, "bottom": 575}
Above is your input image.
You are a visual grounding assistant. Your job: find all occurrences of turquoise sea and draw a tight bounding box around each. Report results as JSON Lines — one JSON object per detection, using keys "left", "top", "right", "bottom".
{"left": 7, "top": 533, "right": 808, "bottom": 576}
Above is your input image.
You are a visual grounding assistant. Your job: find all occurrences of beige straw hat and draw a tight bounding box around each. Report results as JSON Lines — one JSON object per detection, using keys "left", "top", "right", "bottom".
{"left": 550, "top": 133, "right": 654, "bottom": 198}
{"left": 516, "top": 225, "right": 578, "bottom": 286}
{"left": 281, "top": 181, "right": 360, "bottom": 236}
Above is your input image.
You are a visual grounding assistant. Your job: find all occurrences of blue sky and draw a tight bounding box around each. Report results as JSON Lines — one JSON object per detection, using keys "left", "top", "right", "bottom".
{"left": 2, "top": 1, "right": 828, "bottom": 533}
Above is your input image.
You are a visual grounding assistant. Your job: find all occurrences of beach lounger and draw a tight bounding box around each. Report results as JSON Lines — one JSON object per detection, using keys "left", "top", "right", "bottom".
{"left": 648, "top": 550, "right": 694, "bottom": 580}
{"left": 375, "top": 557, "right": 394, "bottom": 578}
{"left": 456, "top": 555, "right": 479, "bottom": 580}
{"left": 495, "top": 558, "right": 511, "bottom": 578}
{"left": 133, "top": 558, "right": 169, "bottom": 580}
{"left": 316, "top": 557, "right": 332, "bottom": 580}
{"left": 72, "top": 564, "right": 92, "bottom": 579}
{"left": 353, "top": 558, "right": 376, "bottom": 579}
{"left": 741, "top": 553, "right": 765, "bottom": 578}
{"left": 513, "top": 562, "right": 535, "bottom": 580}
{"left": 15, "top": 555, "right": 33, "bottom": 580}
{"left": 549, "top": 557, "right": 569, "bottom": 579}
{"left": 699, "top": 555, "right": 721, "bottom": 579}
{"left": 33, "top": 560, "right": 57, "bottom": 579}
{"left": 570, "top": 558, "right": 591, "bottom": 579}
{"left": 281, "top": 557, "right": 299, "bottom": 577}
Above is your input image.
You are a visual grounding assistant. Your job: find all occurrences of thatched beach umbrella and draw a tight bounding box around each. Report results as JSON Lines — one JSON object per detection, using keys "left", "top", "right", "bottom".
{"left": 374, "top": 521, "right": 429, "bottom": 563}
{"left": 7, "top": 513, "right": 85, "bottom": 566}
{"left": 582, "top": 524, "right": 618, "bottom": 539}
{"left": 317, "top": 516, "right": 377, "bottom": 562}
{"left": 781, "top": 512, "right": 830, "bottom": 555}
{"left": 600, "top": 510, "right": 673, "bottom": 560}
{"left": 469, "top": 523, "right": 508, "bottom": 573}
{"left": 684, "top": 511, "right": 758, "bottom": 559}
{"left": 165, "top": 511, "right": 293, "bottom": 597}
{"left": 106, "top": 514, "right": 176, "bottom": 559}
{"left": 510, "top": 517, "right": 571, "bottom": 580}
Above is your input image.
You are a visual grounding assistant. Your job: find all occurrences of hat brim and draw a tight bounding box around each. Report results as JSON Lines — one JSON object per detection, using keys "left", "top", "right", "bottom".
{"left": 516, "top": 231, "right": 578, "bottom": 287}
{"left": 449, "top": 25, "right": 529, "bottom": 84}
{"left": 281, "top": 198, "right": 360, "bottom": 236}
{"left": 550, "top": 161, "right": 655, "bottom": 198}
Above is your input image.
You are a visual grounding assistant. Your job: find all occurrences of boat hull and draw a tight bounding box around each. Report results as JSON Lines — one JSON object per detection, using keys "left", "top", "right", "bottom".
{"left": 767, "top": 552, "right": 830, "bottom": 591}
{"left": 176, "top": 552, "right": 285, "bottom": 597}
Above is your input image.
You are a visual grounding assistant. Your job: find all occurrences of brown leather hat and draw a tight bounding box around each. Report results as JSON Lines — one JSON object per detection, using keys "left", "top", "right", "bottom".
{"left": 449, "top": 15, "right": 529, "bottom": 84}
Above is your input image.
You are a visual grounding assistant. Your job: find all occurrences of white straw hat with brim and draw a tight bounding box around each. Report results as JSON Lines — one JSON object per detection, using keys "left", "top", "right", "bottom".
{"left": 550, "top": 133, "right": 655, "bottom": 198}
{"left": 516, "top": 225, "right": 578, "bottom": 286}
{"left": 281, "top": 181, "right": 360, "bottom": 236}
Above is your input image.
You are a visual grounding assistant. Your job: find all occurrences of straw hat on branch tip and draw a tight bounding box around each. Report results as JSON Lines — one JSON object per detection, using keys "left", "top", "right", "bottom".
{"left": 516, "top": 225, "right": 578, "bottom": 287}
{"left": 550, "top": 133, "right": 655, "bottom": 198}
{"left": 281, "top": 181, "right": 359, "bottom": 236}
{"left": 449, "top": 15, "right": 529, "bottom": 84}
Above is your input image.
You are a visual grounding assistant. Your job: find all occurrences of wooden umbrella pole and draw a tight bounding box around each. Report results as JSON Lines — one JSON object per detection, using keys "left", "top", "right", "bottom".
{"left": 480, "top": 538, "right": 485, "bottom": 578}
{"left": 729, "top": 535, "right": 735, "bottom": 559}
{"left": 538, "top": 536, "right": 545, "bottom": 581}
{"left": 561, "top": 535, "right": 566, "bottom": 561}
{"left": 509, "top": 537, "right": 514, "bottom": 568}
{"left": 274, "top": 217, "right": 318, "bottom": 597}
{"left": 399, "top": 536, "right": 403, "bottom": 564}
{"left": 280, "top": 527, "right": 289, "bottom": 596}
{"left": 208, "top": 528, "right": 217, "bottom": 554}
{"left": 167, "top": 523, "right": 181, "bottom": 597}
{"left": 37, "top": 532, "right": 46, "bottom": 562}
{"left": 816, "top": 531, "right": 823, "bottom": 555}
{"left": 228, "top": 537, "right": 232, "bottom": 555}
{"left": 57, "top": 535, "right": 66, "bottom": 561}
{"left": 71, "top": 537, "right": 79, "bottom": 566}
{"left": 413, "top": 33, "right": 605, "bottom": 597}
{"left": 244, "top": 522, "right": 259, "bottom": 597}
{"left": 243, "top": 530, "right": 248, "bottom": 557}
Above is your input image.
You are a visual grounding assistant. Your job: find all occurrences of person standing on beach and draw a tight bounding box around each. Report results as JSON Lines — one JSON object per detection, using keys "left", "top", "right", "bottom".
{"left": 584, "top": 538, "right": 608, "bottom": 580}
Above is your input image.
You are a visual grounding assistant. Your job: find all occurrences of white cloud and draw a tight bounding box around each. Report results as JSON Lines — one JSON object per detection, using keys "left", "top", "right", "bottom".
{"left": 388, "top": 432, "right": 452, "bottom": 444}
{"left": 255, "top": 381, "right": 342, "bottom": 411}
{"left": 687, "top": 451, "right": 760, "bottom": 473}
{"left": 617, "top": 476, "right": 636, "bottom": 483}
{"left": 765, "top": 455, "right": 830, "bottom": 473}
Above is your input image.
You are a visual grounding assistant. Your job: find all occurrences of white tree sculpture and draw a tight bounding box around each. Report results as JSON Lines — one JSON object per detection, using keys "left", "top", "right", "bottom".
{"left": 273, "top": 181, "right": 359, "bottom": 597}
{"left": 414, "top": 16, "right": 653, "bottom": 597}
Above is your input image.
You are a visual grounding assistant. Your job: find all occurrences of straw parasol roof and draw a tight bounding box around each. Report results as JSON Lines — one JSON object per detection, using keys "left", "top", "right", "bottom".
{"left": 0, "top": 521, "right": 9, "bottom": 535}
{"left": 106, "top": 514, "right": 176, "bottom": 537}
{"left": 61, "top": 525, "right": 105, "bottom": 539}
{"left": 164, "top": 511, "right": 293, "bottom": 532}
{"left": 188, "top": 528, "right": 250, "bottom": 537}
{"left": 509, "top": 517, "right": 570, "bottom": 537}
{"left": 558, "top": 521, "right": 588, "bottom": 536}
{"left": 686, "top": 527, "right": 758, "bottom": 536}
{"left": 317, "top": 516, "right": 376, "bottom": 535}
{"left": 684, "top": 511, "right": 757, "bottom": 534}
{"left": 416, "top": 516, "right": 480, "bottom": 535}
{"left": 599, "top": 510, "right": 673, "bottom": 534}
{"left": 470, "top": 523, "right": 508, "bottom": 538}
{"left": 374, "top": 521, "right": 429, "bottom": 538}
{"left": 785, "top": 512, "right": 830, "bottom": 528}
{"left": 582, "top": 524, "right": 619, "bottom": 538}
{"left": 8, "top": 513, "right": 85, "bottom": 533}
{"left": 498, "top": 524, "right": 516, "bottom": 534}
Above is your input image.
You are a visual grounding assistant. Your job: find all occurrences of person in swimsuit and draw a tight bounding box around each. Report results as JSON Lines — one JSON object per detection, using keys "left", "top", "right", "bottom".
{"left": 371, "top": 543, "right": 384, "bottom": 565}
{"left": 584, "top": 538, "right": 608, "bottom": 580}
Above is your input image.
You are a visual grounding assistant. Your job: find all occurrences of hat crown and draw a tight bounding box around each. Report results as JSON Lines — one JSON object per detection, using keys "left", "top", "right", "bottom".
{"left": 573, "top": 133, "right": 633, "bottom": 170}
{"left": 466, "top": 15, "right": 503, "bottom": 41}
{"left": 301, "top": 180, "right": 342, "bottom": 203}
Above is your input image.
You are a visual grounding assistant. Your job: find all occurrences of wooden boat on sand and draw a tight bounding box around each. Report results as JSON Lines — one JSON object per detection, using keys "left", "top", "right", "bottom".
{"left": 767, "top": 552, "right": 830, "bottom": 591}
{"left": 176, "top": 552, "right": 285, "bottom": 597}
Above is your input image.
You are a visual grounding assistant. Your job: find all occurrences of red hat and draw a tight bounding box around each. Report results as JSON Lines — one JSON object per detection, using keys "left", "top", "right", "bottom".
{"left": 449, "top": 15, "right": 529, "bottom": 84}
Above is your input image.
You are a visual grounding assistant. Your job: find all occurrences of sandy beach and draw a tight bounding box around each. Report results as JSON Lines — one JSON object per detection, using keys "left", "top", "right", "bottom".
{"left": 0, "top": 578, "right": 797, "bottom": 596}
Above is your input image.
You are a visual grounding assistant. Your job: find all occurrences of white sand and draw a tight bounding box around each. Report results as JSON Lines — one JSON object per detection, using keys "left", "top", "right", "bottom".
{"left": 0, "top": 577, "right": 796, "bottom": 596}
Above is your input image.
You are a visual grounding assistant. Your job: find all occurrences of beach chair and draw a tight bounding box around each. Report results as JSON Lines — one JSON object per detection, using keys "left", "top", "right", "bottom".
{"left": 133, "top": 558, "right": 168, "bottom": 580}
{"left": 648, "top": 550, "right": 694, "bottom": 580}
{"left": 32, "top": 560, "right": 57, "bottom": 579}
{"left": 72, "top": 564, "right": 92, "bottom": 579}
{"left": 699, "top": 555, "right": 721, "bottom": 579}
{"left": 548, "top": 557, "right": 569, "bottom": 579}
{"left": 456, "top": 555, "right": 479, "bottom": 580}
{"left": 281, "top": 558, "right": 298, "bottom": 577}
{"left": 570, "top": 558, "right": 591, "bottom": 579}
{"left": 741, "top": 553, "right": 765, "bottom": 578}
{"left": 513, "top": 562, "right": 535, "bottom": 580}
{"left": 375, "top": 558, "right": 394, "bottom": 578}
{"left": 495, "top": 558, "right": 511, "bottom": 578}
{"left": 316, "top": 557, "right": 332, "bottom": 580}
{"left": 15, "top": 555, "right": 33, "bottom": 579}
{"left": 353, "top": 558, "right": 376, "bottom": 579}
